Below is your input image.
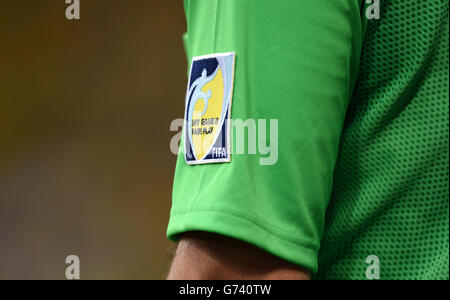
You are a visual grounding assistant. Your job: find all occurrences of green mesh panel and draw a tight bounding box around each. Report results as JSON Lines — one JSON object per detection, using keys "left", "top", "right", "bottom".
{"left": 316, "top": 0, "right": 449, "bottom": 280}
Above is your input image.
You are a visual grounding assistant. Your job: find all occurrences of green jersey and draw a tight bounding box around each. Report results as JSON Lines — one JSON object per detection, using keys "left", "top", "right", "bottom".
{"left": 167, "top": 0, "right": 449, "bottom": 280}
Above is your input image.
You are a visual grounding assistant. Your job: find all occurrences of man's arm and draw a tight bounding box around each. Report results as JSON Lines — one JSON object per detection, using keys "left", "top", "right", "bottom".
{"left": 167, "top": 231, "right": 310, "bottom": 280}
{"left": 167, "top": 0, "right": 365, "bottom": 277}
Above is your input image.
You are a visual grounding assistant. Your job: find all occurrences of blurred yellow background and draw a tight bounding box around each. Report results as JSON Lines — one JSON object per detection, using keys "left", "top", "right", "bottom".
{"left": 0, "top": 1, "right": 186, "bottom": 279}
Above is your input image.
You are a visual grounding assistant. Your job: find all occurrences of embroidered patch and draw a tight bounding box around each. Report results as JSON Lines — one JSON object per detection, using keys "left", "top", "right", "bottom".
{"left": 184, "top": 52, "right": 236, "bottom": 165}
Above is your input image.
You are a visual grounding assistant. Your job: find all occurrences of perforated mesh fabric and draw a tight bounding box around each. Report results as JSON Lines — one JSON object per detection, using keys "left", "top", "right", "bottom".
{"left": 315, "top": 0, "right": 449, "bottom": 280}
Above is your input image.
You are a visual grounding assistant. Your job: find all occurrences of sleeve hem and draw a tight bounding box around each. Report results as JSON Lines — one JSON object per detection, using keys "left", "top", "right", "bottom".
{"left": 166, "top": 209, "right": 319, "bottom": 274}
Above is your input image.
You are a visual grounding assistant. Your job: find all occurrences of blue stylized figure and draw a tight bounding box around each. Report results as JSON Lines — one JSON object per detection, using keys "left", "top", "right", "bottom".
{"left": 186, "top": 66, "right": 219, "bottom": 157}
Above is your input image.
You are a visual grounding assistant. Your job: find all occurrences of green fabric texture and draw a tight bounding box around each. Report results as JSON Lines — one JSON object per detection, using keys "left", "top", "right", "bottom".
{"left": 167, "top": 0, "right": 449, "bottom": 279}
{"left": 167, "top": 0, "right": 366, "bottom": 274}
{"left": 315, "top": 0, "right": 449, "bottom": 280}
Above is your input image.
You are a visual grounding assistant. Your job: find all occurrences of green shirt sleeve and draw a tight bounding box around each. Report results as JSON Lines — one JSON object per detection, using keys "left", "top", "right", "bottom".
{"left": 167, "top": 0, "right": 366, "bottom": 273}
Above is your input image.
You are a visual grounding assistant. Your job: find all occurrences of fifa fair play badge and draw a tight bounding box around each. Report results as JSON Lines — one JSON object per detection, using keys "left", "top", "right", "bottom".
{"left": 184, "top": 52, "right": 236, "bottom": 165}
